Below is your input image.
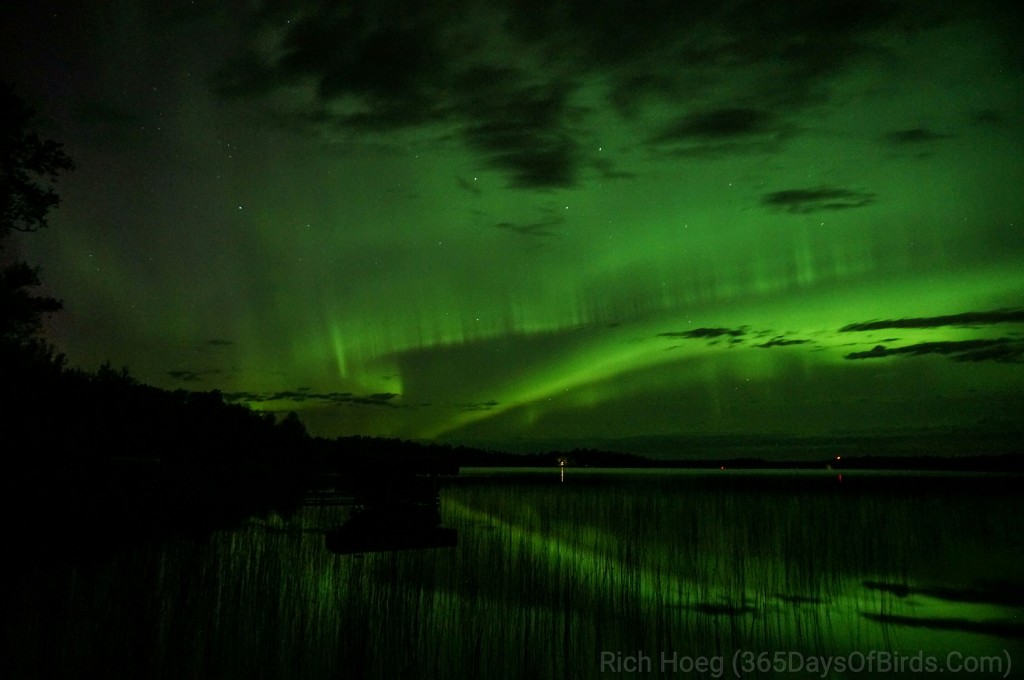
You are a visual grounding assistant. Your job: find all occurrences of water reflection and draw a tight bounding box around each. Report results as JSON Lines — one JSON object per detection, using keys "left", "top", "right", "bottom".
{"left": 5, "top": 470, "right": 1022, "bottom": 679}
{"left": 324, "top": 496, "right": 457, "bottom": 555}
{"left": 314, "top": 466, "right": 459, "bottom": 555}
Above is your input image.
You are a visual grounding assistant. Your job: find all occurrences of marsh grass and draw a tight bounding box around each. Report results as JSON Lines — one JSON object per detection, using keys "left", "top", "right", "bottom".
{"left": 5, "top": 470, "right": 1022, "bottom": 679}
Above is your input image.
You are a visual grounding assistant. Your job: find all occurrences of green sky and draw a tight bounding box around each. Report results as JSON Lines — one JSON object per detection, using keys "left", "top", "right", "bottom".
{"left": 3, "top": 1, "right": 1022, "bottom": 451}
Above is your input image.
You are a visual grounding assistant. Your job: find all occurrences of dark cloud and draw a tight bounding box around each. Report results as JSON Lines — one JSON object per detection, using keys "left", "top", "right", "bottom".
{"left": 474, "top": 132, "right": 577, "bottom": 189}
{"left": 656, "top": 138, "right": 785, "bottom": 160}
{"left": 167, "top": 369, "right": 221, "bottom": 382}
{"left": 214, "top": 7, "right": 583, "bottom": 188}
{"left": 206, "top": 338, "right": 234, "bottom": 346}
{"left": 223, "top": 389, "right": 404, "bottom": 407}
{"left": 212, "top": 0, "right": 937, "bottom": 189}
{"left": 661, "top": 327, "right": 807, "bottom": 348}
{"left": 762, "top": 187, "right": 876, "bottom": 213}
{"left": 840, "top": 310, "right": 1024, "bottom": 332}
{"left": 647, "top": 108, "right": 789, "bottom": 157}
{"left": 458, "top": 400, "right": 500, "bottom": 412}
{"left": 460, "top": 79, "right": 581, "bottom": 188}
{"left": 844, "top": 339, "right": 1024, "bottom": 363}
{"left": 274, "top": 4, "right": 451, "bottom": 119}
{"left": 506, "top": 0, "right": 904, "bottom": 108}
{"left": 884, "top": 128, "right": 952, "bottom": 145}
{"left": 754, "top": 337, "right": 811, "bottom": 349}
{"left": 493, "top": 216, "right": 564, "bottom": 239}
{"left": 658, "top": 327, "right": 747, "bottom": 339}
{"left": 651, "top": 108, "right": 774, "bottom": 142}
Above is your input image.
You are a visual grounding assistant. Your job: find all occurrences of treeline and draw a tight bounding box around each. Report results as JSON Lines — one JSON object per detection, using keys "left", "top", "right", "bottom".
{"left": 307, "top": 441, "right": 1024, "bottom": 473}
{"left": 3, "top": 355, "right": 314, "bottom": 545}
{"left": 306, "top": 439, "right": 653, "bottom": 473}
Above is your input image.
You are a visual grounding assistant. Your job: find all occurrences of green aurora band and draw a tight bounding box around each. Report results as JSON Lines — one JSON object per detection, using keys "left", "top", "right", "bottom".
{"left": 3, "top": 2, "right": 1022, "bottom": 448}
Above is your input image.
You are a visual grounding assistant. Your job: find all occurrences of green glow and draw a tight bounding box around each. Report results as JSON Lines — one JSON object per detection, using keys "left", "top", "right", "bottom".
{"left": 7, "top": 2, "right": 1023, "bottom": 445}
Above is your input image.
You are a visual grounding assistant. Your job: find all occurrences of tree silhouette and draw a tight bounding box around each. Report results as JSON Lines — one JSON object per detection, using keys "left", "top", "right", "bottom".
{"left": 1, "top": 83, "right": 75, "bottom": 236}
{"left": 0, "top": 261, "right": 62, "bottom": 348}
{"left": 0, "top": 83, "right": 73, "bottom": 355}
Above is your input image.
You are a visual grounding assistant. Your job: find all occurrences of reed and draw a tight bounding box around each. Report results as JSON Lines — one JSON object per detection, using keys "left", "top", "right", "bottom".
{"left": 5, "top": 470, "right": 1022, "bottom": 679}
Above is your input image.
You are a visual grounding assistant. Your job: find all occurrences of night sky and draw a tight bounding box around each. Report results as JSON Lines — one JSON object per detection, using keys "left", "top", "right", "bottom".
{"left": 3, "top": 1, "right": 1023, "bottom": 451}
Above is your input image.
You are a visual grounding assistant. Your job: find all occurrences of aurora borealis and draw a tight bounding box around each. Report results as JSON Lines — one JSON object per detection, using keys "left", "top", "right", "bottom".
{"left": 3, "top": 1, "right": 1022, "bottom": 451}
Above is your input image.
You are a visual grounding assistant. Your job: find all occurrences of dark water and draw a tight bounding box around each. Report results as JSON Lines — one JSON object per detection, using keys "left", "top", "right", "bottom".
{"left": 6, "top": 469, "right": 1023, "bottom": 678}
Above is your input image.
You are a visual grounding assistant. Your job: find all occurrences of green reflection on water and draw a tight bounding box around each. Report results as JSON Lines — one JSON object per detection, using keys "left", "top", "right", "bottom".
{"left": 6, "top": 470, "right": 1023, "bottom": 679}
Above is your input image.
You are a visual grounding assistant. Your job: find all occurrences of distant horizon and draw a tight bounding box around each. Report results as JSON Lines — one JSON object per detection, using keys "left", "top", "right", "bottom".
{"left": 435, "top": 427, "right": 1024, "bottom": 460}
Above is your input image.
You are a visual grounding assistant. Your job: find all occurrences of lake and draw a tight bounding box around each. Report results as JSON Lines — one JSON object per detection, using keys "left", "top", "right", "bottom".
{"left": 6, "top": 468, "right": 1023, "bottom": 678}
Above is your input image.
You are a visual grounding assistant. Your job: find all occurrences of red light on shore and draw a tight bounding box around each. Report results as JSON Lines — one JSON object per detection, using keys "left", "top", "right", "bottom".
{"left": 835, "top": 455, "right": 841, "bottom": 460}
